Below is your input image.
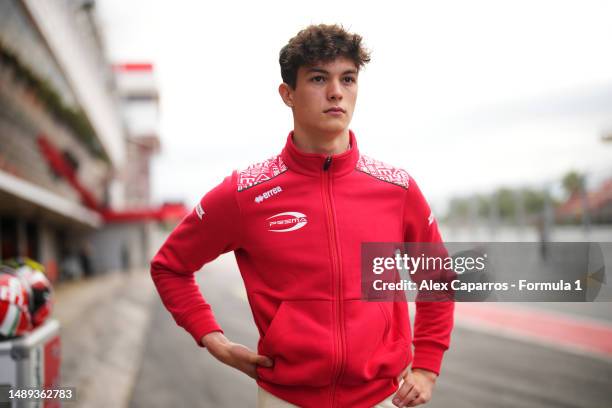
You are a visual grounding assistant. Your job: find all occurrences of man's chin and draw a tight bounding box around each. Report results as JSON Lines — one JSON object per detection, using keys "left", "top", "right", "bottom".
{"left": 315, "top": 121, "right": 349, "bottom": 135}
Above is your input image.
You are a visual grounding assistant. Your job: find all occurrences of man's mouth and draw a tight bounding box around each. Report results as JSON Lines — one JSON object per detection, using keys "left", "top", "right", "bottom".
{"left": 324, "top": 107, "right": 346, "bottom": 113}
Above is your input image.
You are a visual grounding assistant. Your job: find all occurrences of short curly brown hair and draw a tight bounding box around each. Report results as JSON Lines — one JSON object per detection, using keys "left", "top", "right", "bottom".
{"left": 279, "top": 24, "right": 371, "bottom": 89}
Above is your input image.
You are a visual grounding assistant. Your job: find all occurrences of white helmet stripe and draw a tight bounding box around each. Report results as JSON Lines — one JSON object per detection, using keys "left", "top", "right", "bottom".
{"left": 1, "top": 303, "right": 19, "bottom": 337}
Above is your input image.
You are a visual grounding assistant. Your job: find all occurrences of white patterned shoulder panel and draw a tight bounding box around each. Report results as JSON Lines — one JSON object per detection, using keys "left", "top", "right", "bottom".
{"left": 237, "top": 155, "right": 288, "bottom": 192}
{"left": 356, "top": 155, "right": 410, "bottom": 189}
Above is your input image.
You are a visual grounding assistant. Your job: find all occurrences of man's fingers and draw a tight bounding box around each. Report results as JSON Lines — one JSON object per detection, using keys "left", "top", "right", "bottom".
{"left": 405, "top": 396, "right": 426, "bottom": 407}
{"left": 241, "top": 348, "right": 272, "bottom": 367}
{"left": 230, "top": 347, "right": 262, "bottom": 379}
{"left": 392, "top": 380, "right": 414, "bottom": 406}
{"left": 221, "top": 342, "right": 274, "bottom": 380}
{"left": 400, "top": 387, "right": 420, "bottom": 407}
{"left": 230, "top": 344, "right": 273, "bottom": 368}
{"left": 254, "top": 354, "right": 274, "bottom": 367}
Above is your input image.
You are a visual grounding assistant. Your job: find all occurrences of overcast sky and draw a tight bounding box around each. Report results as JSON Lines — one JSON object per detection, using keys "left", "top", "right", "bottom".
{"left": 97, "top": 0, "right": 612, "bottom": 211}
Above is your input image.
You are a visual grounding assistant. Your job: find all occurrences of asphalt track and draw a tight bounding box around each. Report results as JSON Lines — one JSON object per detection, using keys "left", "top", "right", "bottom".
{"left": 130, "top": 254, "right": 612, "bottom": 408}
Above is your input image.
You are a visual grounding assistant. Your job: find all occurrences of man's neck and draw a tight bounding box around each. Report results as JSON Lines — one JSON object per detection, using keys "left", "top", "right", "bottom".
{"left": 292, "top": 127, "right": 351, "bottom": 155}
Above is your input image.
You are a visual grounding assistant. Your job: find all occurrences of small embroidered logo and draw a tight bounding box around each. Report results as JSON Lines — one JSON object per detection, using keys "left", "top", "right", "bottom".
{"left": 195, "top": 203, "right": 205, "bottom": 220}
{"left": 255, "top": 186, "right": 283, "bottom": 204}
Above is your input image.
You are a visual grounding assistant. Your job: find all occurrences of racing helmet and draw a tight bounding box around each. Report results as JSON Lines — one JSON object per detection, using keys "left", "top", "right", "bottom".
{"left": 9, "top": 258, "right": 53, "bottom": 328}
{"left": 0, "top": 267, "right": 33, "bottom": 338}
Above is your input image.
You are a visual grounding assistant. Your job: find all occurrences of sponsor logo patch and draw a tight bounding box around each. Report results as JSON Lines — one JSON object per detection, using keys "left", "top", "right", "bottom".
{"left": 267, "top": 211, "right": 308, "bottom": 232}
{"left": 255, "top": 186, "right": 282, "bottom": 204}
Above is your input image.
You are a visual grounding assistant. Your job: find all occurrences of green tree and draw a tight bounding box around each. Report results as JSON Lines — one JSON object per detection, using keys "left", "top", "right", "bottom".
{"left": 496, "top": 188, "right": 516, "bottom": 219}
{"left": 562, "top": 171, "right": 585, "bottom": 197}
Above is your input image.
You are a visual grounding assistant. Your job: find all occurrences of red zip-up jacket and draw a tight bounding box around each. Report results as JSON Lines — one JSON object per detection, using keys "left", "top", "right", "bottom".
{"left": 151, "top": 131, "right": 454, "bottom": 408}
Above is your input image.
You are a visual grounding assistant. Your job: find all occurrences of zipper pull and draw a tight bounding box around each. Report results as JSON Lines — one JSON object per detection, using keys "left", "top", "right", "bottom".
{"left": 323, "top": 156, "right": 332, "bottom": 171}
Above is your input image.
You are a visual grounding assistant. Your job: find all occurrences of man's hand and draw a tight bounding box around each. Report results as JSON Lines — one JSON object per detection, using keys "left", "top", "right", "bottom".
{"left": 201, "top": 331, "right": 273, "bottom": 379}
{"left": 391, "top": 367, "right": 437, "bottom": 407}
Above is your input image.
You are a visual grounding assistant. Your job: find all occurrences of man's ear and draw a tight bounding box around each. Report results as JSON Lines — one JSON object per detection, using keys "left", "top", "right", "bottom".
{"left": 278, "top": 83, "right": 294, "bottom": 108}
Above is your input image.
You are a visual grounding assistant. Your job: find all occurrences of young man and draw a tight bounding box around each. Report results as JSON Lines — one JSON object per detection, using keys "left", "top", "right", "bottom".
{"left": 151, "top": 24, "right": 454, "bottom": 408}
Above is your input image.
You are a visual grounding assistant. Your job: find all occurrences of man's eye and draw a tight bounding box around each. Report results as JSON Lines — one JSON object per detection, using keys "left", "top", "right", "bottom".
{"left": 343, "top": 76, "right": 356, "bottom": 83}
{"left": 311, "top": 76, "right": 325, "bottom": 83}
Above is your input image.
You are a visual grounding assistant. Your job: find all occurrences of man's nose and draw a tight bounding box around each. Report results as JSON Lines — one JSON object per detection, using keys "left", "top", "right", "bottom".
{"left": 327, "top": 79, "right": 343, "bottom": 101}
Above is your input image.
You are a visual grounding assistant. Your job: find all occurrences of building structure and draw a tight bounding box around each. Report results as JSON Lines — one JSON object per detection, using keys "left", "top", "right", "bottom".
{"left": 0, "top": 0, "right": 184, "bottom": 281}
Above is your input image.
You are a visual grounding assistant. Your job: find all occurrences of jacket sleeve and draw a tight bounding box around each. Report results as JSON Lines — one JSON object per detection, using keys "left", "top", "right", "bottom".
{"left": 150, "top": 172, "right": 241, "bottom": 347}
{"left": 403, "top": 176, "right": 455, "bottom": 375}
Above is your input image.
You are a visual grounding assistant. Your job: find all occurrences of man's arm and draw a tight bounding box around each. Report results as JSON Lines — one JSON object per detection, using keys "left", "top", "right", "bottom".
{"left": 393, "top": 177, "right": 455, "bottom": 407}
{"left": 150, "top": 174, "right": 239, "bottom": 345}
{"left": 150, "top": 172, "right": 271, "bottom": 378}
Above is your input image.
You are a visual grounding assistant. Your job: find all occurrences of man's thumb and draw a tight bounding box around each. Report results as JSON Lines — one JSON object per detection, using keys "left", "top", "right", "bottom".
{"left": 257, "top": 355, "right": 274, "bottom": 367}
{"left": 398, "top": 367, "right": 410, "bottom": 381}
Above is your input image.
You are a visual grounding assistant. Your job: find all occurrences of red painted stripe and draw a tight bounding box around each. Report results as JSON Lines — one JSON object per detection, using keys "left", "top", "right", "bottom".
{"left": 37, "top": 135, "right": 99, "bottom": 210}
{"left": 456, "top": 303, "right": 612, "bottom": 356}
{"left": 113, "top": 63, "right": 154, "bottom": 72}
{"left": 102, "top": 203, "right": 188, "bottom": 223}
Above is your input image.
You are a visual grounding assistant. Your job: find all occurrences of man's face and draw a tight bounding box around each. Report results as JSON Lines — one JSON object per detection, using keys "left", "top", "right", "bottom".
{"left": 284, "top": 57, "right": 359, "bottom": 137}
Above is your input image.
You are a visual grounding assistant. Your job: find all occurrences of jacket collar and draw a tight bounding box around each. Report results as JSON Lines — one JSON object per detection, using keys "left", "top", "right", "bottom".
{"left": 280, "top": 130, "right": 359, "bottom": 177}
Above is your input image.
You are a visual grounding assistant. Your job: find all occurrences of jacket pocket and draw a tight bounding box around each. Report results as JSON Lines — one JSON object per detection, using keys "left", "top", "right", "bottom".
{"left": 256, "top": 299, "right": 335, "bottom": 386}
{"left": 341, "top": 300, "right": 410, "bottom": 385}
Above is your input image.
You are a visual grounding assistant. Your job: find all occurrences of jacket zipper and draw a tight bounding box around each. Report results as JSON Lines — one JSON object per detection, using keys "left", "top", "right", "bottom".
{"left": 322, "top": 156, "right": 345, "bottom": 407}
